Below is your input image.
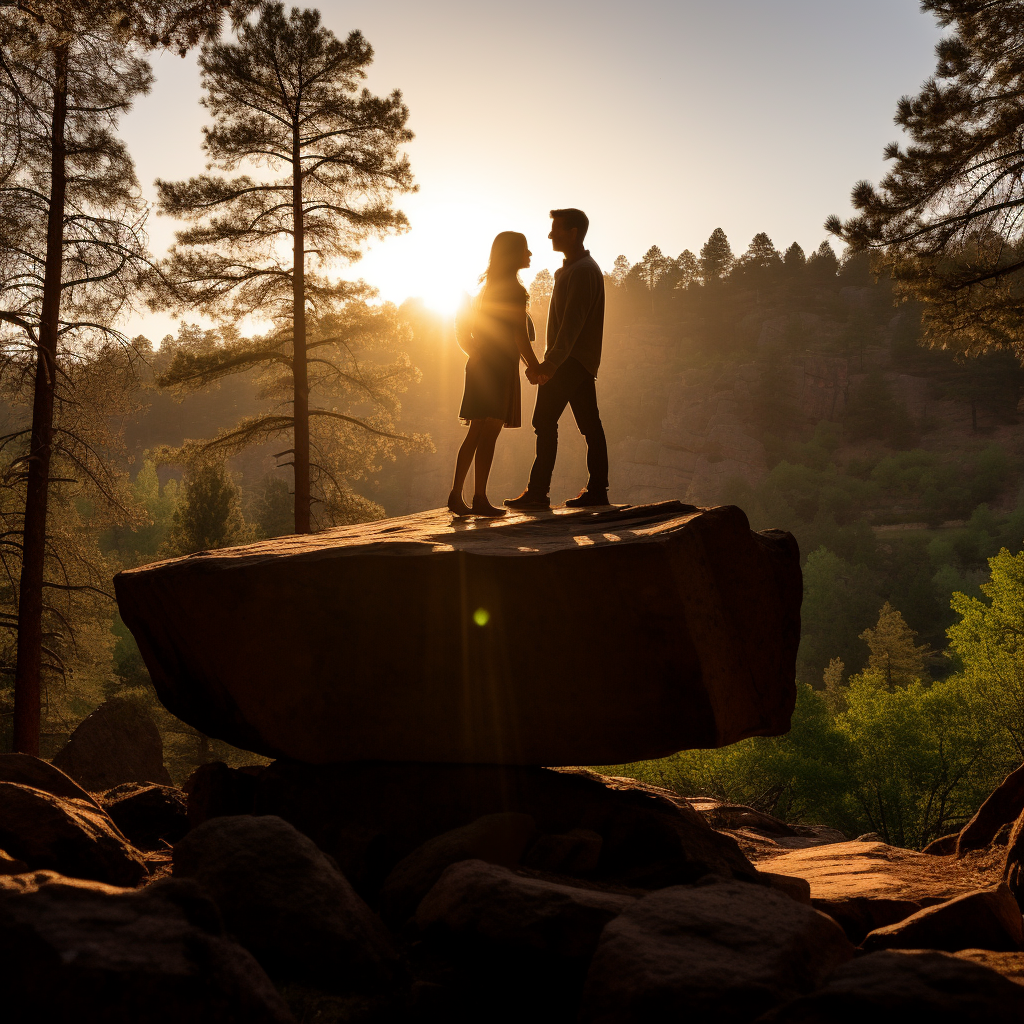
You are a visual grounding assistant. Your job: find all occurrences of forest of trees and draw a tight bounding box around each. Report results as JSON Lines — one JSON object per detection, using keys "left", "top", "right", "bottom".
{"left": 1, "top": 0, "right": 1024, "bottom": 851}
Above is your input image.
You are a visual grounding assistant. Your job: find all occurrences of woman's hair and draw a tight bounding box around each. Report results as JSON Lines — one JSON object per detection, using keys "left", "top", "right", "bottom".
{"left": 480, "top": 231, "right": 527, "bottom": 288}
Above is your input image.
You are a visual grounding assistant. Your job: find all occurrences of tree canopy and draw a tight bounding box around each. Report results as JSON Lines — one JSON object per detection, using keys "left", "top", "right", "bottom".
{"left": 828, "top": 1, "right": 1024, "bottom": 353}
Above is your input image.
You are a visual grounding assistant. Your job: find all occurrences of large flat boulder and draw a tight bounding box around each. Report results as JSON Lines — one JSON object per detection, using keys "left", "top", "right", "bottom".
{"left": 114, "top": 502, "right": 800, "bottom": 766}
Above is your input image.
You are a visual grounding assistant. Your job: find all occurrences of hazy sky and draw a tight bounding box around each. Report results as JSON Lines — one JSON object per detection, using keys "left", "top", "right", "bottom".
{"left": 120, "top": 0, "right": 943, "bottom": 339}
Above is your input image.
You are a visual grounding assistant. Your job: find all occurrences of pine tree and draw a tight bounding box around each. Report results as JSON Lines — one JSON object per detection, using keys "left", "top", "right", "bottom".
{"left": 153, "top": 3, "right": 416, "bottom": 533}
{"left": 823, "top": 657, "right": 847, "bottom": 718}
{"left": 529, "top": 268, "right": 553, "bottom": 304}
{"left": 783, "top": 242, "right": 806, "bottom": 272}
{"left": 860, "top": 601, "right": 932, "bottom": 690}
{"left": 740, "top": 232, "right": 782, "bottom": 271}
{"left": 611, "top": 255, "right": 631, "bottom": 286}
{"left": 808, "top": 240, "right": 840, "bottom": 281}
{"left": 699, "top": 228, "right": 734, "bottom": 284}
{"left": 827, "top": 2, "right": 1024, "bottom": 353}
{"left": 0, "top": 5, "right": 169, "bottom": 754}
{"left": 162, "top": 462, "right": 254, "bottom": 556}
{"left": 675, "top": 250, "right": 699, "bottom": 289}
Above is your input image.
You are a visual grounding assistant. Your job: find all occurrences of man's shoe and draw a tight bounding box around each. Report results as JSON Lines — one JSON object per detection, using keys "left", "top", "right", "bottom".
{"left": 564, "top": 489, "right": 609, "bottom": 508}
{"left": 504, "top": 489, "right": 550, "bottom": 510}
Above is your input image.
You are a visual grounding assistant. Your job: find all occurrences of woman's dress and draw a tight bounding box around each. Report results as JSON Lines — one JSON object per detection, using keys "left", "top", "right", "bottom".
{"left": 457, "top": 281, "right": 529, "bottom": 428}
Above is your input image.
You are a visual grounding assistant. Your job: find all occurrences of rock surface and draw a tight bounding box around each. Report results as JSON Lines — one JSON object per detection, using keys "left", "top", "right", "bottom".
{"left": 954, "top": 948, "right": 1024, "bottom": 986}
{"left": 102, "top": 782, "right": 188, "bottom": 849}
{"left": 414, "top": 859, "right": 637, "bottom": 1021}
{"left": 861, "top": 882, "right": 1024, "bottom": 953}
{"left": 760, "top": 841, "right": 982, "bottom": 942}
{"left": 956, "top": 762, "right": 1024, "bottom": 858}
{"left": 0, "top": 752, "right": 105, "bottom": 809}
{"left": 173, "top": 815, "right": 397, "bottom": 989}
{"left": 756, "top": 949, "right": 1024, "bottom": 1022}
{"left": 417, "top": 859, "right": 636, "bottom": 960}
{"left": 579, "top": 877, "right": 852, "bottom": 1023}
{"left": 115, "top": 502, "right": 801, "bottom": 765}
{"left": 0, "top": 874, "right": 294, "bottom": 1022}
{"left": 52, "top": 697, "right": 172, "bottom": 790}
{"left": 1005, "top": 806, "right": 1024, "bottom": 910}
{"left": 0, "top": 781, "right": 145, "bottom": 886}
{"left": 252, "top": 762, "right": 757, "bottom": 895}
{"left": 381, "top": 812, "right": 537, "bottom": 923}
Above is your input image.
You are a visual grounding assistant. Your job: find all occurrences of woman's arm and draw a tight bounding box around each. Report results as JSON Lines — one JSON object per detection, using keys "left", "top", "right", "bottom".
{"left": 513, "top": 310, "right": 541, "bottom": 373}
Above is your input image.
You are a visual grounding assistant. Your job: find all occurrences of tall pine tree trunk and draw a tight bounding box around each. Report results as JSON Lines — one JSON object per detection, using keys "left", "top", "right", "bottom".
{"left": 291, "top": 120, "right": 310, "bottom": 534}
{"left": 13, "top": 45, "right": 68, "bottom": 754}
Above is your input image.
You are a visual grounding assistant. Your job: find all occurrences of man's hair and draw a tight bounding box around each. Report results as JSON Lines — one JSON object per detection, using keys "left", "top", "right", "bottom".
{"left": 550, "top": 208, "right": 589, "bottom": 242}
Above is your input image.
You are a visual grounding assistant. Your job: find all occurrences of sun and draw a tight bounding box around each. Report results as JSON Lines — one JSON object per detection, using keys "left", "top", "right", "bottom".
{"left": 355, "top": 196, "right": 555, "bottom": 320}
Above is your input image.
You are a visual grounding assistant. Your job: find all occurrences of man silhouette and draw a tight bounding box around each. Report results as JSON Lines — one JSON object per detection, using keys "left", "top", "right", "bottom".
{"left": 506, "top": 208, "right": 609, "bottom": 509}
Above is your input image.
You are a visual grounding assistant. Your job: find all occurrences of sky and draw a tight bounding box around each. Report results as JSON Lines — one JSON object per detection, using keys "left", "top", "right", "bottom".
{"left": 119, "top": 0, "right": 944, "bottom": 340}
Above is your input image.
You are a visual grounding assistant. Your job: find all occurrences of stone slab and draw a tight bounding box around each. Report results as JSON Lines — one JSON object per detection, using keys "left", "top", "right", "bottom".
{"left": 114, "top": 501, "right": 800, "bottom": 766}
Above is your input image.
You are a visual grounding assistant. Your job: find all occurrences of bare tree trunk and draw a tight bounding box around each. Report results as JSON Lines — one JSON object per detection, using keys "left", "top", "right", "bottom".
{"left": 291, "top": 119, "right": 310, "bottom": 534}
{"left": 13, "top": 45, "right": 68, "bottom": 755}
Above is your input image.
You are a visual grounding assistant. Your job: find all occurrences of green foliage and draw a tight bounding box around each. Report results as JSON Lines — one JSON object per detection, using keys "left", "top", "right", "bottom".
{"left": 799, "top": 547, "right": 881, "bottom": 683}
{"left": 859, "top": 601, "right": 932, "bottom": 688}
{"left": 948, "top": 548, "right": 1024, "bottom": 757}
{"left": 162, "top": 462, "right": 255, "bottom": 557}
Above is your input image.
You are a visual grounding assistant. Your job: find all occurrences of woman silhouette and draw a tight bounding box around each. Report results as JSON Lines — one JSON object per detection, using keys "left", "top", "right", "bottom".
{"left": 448, "top": 232, "right": 543, "bottom": 517}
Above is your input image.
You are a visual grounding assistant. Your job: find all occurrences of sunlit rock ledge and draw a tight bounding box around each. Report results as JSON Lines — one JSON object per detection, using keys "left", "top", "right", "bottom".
{"left": 114, "top": 501, "right": 801, "bottom": 766}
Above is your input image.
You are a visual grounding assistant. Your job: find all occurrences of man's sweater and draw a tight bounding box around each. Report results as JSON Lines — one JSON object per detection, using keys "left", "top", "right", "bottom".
{"left": 542, "top": 250, "right": 605, "bottom": 377}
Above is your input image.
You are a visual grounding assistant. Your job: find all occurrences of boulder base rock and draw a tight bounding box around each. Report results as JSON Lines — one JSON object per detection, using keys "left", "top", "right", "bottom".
{"left": 0, "top": 781, "right": 146, "bottom": 887}
{"left": 52, "top": 697, "right": 172, "bottom": 790}
{"left": 756, "top": 949, "right": 1024, "bottom": 1022}
{"left": 0, "top": 875, "right": 294, "bottom": 1022}
{"left": 957, "top": 762, "right": 1024, "bottom": 858}
{"left": 760, "top": 841, "right": 981, "bottom": 942}
{"left": 114, "top": 502, "right": 800, "bottom": 765}
{"left": 102, "top": 783, "right": 188, "bottom": 849}
{"left": 173, "top": 815, "right": 397, "bottom": 989}
{"left": 861, "top": 883, "right": 1023, "bottom": 953}
{"left": 381, "top": 812, "right": 537, "bottom": 924}
{"left": 579, "top": 876, "right": 852, "bottom": 1023}
{"left": 252, "top": 762, "right": 757, "bottom": 895}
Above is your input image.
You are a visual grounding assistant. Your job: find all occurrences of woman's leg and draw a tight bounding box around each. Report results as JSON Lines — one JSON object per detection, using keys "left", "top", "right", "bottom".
{"left": 449, "top": 420, "right": 483, "bottom": 513}
{"left": 472, "top": 418, "right": 504, "bottom": 502}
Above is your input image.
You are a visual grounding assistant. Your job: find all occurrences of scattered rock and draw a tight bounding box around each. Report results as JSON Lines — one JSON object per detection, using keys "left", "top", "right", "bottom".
{"left": 115, "top": 502, "right": 802, "bottom": 765}
{"left": 923, "top": 833, "right": 959, "bottom": 856}
{"left": 524, "top": 828, "right": 604, "bottom": 874}
{"left": 103, "top": 783, "right": 188, "bottom": 849}
{"left": 381, "top": 812, "right": 537, "bottom": 924}
{"left": 861, "top": 883, "right": 1024, "bottom": 953}
{"left": 579, "top": 877, "right": 852, "bottom": 1023}
{"left": 0, "top": 752, "right": 104, "bottom": 809}
{"left": 417, "top": 859, "right": 636, "bottom": 959}
{"left": 756, "top": 949, "right": 1024, "bottom": 1022}
{"left": 173, "top": 815, "right": 397, "bottom": 990}
{"left": 415, "top": 859, "right": 636, "bottom": 1019}
{"left": 0, "top": 875, "right": 295, "bottom": 1022}
{"left": 52, "top": 698, "right": 171, "bottom": 791}
{"left": 1004, "top": 807, "right": 1024, "bottom": 911}
{"left": 957, "top": 762, "right": 1024, "bottom": 858}
{"left": 255, "top": 762, "right": 757, "bottom": 896}
{"left": 855, "top": 832, "right": 882, "bottom": 842}
{"left": 689, "top": 800, "right": 799, "bottom": 837}
{"left": 955, "top": 948, "right": 1024, "bottom": 986}
{"left": 760, "top": 872, "right": 812, "bottom": 905}
{"left": 0, "top": 781, "right": 145, "bottom": 887}
{"left": 0, "top": 850, "right": 27, "bottom": 875}
{"left": 760, "top": 841, "right": 980, "bottom": 943}
{"left": 184, "top": 760, "right": 258, "bottom": 828}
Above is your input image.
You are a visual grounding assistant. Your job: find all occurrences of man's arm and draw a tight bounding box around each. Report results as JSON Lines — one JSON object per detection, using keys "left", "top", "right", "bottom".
{"left": 539, "top": 266, "right": 600, "bottom": 373}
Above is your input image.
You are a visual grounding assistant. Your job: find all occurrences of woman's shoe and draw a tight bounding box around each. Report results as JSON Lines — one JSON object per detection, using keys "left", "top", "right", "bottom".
{"left": 471, "top": 496, "right": 507, "bottom": 518}
{"left": 447, "top": 490, "right": 472, "bottom": 516}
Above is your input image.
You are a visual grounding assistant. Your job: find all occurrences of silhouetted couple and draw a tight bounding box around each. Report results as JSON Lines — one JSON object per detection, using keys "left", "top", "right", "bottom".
{"left": 448, "top": 208, "right": 609, "bottom": 517}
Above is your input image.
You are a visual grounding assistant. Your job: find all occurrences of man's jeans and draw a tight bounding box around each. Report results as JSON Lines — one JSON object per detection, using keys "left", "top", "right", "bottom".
{"left": 527, "top": 357, "right": 609, "bottom": 497}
